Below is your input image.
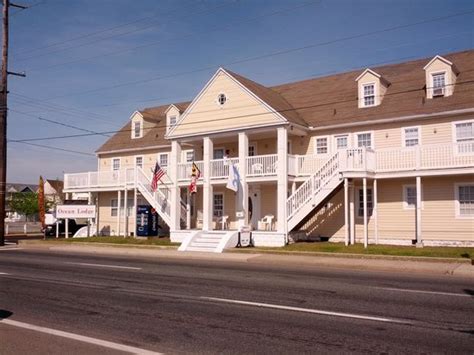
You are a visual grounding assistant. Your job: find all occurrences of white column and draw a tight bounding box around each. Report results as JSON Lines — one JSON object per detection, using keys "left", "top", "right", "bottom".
{"left": 124, "top": 189, "right": 128, "bottom": 237}
{"left": 237, "top": 131, "right": 249, "bottom": 228}
{"left": 87, "top": 192, "right": 92, "bottom": 238}
{"left": 416, "top": 176, "right": 423, "bottom": 247}
{"left": 349, "top": 182, "right": 355, "bottom": 245}
{"left": 186, "top": 192, "right": 191, "bottom": 229}
{"left": 277, "top": 127, "right": 288, "bottom": 236}
{"left": 96, "top": 194, "right": 100, "bottom": 236}
{"left": 117, "top": 190, "right": 121, "bottom": 236}
{"left": 291, "top": 182, "right": 296, "bottom": 195}
{"left": 344, "top": 178, "right": 349, "bottom": 246}
{"left": 203, "top": 137, "right": 214, "bottom": 231}
{"left": 373, "top": 179, "right": 378, "bottom": 245}
{"left": 363, "top": 178, "right": 368, "bottom": 248}
{"left": 170, "top": 140, "right": 182, "bottom": 231}
{"left": 65, "top": 193, "right": 70, "bottom": 239}
{"left": 133, "top": 188, "right": 138, "bottom": 237}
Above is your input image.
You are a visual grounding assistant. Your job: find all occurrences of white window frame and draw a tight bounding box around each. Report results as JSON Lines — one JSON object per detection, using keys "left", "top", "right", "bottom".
{"left": 362, "top": 82, "right": 376, "bottom": 107}
{"left": 334, "top": 134, "right": 350, "bottom": 151}
{"left": 454, "top": 183, "right": 474, "bottom": 219}
{"left": 216, "top": 92, "right": 228, "bottom": 107}
{"left": 314, "top": 136, "right": 329, "bottom": 155}
{"left": 213, "top": 192, "right": 224, "bottom": 218}
{"left": 402, "top": 126, "right": 421, "bottom": 148}
{"left": 403, "top": 184, "right": 424, "bottom": 210}
{"left": 452, "top": 119, "right": 474, "bottom": 155}
{"left": 355, "top": 131, "right": 374, "bottom": 149}
{"left": 111, "top": 198, "right": 133, "bottom": 217}
{"left": 132, "top": 120, "right": 142, "bottom": 139}
{"left": 167, "top": 115, "right": 177, "bottom": 134}
{"left": 111, "top": 158, "right": 121, "bottom": 171}
{"left": 248, "top": 143, "right": 257, "bottom": 157}
{"left": 431, "top": 71, "right": 446, "bottom": 97}
{"left": 158, "top": 153, "right": 169, "bottom": 167}
{"left": 213, "top": 147, "right": 225, "bottom": 160}
{"left": 356, "top": 187, "right": 373, "bottom": 218}
{"left": 135, "top": 155, "right": 144, "bottom": 169}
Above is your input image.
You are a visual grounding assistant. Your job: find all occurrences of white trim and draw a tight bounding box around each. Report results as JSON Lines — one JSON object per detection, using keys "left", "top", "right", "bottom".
{"left": 452, "top": 118, "right": 474, "bottom": 142}
{"left": 213, "top": 192, "right": 224, "bottom": 218}
{"left": 134, "top": 155, "right": 144, "bottom": 169}
{"left": 355, "top": 130, "right": 375, "bottom": 149}
{"left": 158, "top": 152, "right": 169, "bottom": 167}
{"left": 361, "top": 82, "right": 377, "bottom": 108}
{"left": 131, "top": 120, "right": 143, "bottom": 139}
{"left": 248, "top": 142, "right": 257, "bottom": 156}
{"left": 402, "top": 184, "right": 424, "bottom": 210}
{"left": 333, "top": 133, "right": 351, "bottom": 151}
{"left": 181, "top": 149, "right": 194, "bottom": 162}
{"left": 96, "top": 145, "right": 172, "bottom": 156}
{"left": 430, "top": 70, "right": 447, "bottom": 98}
{"left": 164, "top": 104, "right": 181, "bottom": 114}
{"left": 167, "top": 68, "right": 288, "bottom": 138}
{"left": 111, "top": 157, "right": 121, "bottom": 171}
{"left": 355, "top": 68, "right": 381, "bottom": 82}
{"left": 356, "top": 186, "right": 373, "bottom": 219}
{"left": 401, "top": 125, "right": 421, "bottom": 147}
{"left": 314, "top": 135, "right": 330, "bottom": 156}
{"left": 213, "top": 146, "right": 226, "bottom": 159}
{"left": 423, "top": 55, "right": 453, "bottom": 70}
{"left": 215, "top": 92, "right": 229, "bottom": 108}
{"left": 454, "top": 183, "right": 474, "bottom": 219}
{"left": 308, "top": 108, "right": 474, "bottom": 132}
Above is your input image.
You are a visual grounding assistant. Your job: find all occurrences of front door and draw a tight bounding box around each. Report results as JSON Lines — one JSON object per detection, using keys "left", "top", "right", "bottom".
{"left": 248, "top": 186, "right": 261, "bottom": 229}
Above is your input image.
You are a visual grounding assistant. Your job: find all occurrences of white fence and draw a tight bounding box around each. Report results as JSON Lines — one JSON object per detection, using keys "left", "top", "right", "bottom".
{"left": 246, "top": 154, "right": 278, "bottom": 177}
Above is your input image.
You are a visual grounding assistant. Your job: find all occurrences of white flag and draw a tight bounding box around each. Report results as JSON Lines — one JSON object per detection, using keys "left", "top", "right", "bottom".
{"left": 226, "top": 163, "right": 240, "bottom": 192}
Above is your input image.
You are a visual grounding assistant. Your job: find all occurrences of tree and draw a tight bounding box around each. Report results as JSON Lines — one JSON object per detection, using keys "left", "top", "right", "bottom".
{"left": 9, "top": 192, "right": 45, "bottom": 222}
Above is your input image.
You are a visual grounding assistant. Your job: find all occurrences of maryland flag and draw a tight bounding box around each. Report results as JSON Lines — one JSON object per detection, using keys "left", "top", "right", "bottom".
{"left": 38, "top": 176, "right": 46, "bottom": 229}
{"left": 189, "top": 162, "right": 201, "bottom": 194}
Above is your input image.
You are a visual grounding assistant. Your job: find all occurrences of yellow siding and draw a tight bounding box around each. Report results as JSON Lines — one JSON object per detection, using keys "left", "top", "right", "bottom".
{"left": 170, "top": 71, "right": 283, "bottom": 137}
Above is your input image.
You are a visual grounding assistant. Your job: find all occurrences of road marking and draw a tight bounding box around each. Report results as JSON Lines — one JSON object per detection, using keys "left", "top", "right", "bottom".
{"left": 374, "top": 286, "right": 471, "bottom": 298}
{"left": 65, "top": 262, "right": 142, "bottom": 270}
{"left": 1, "top": 319, "right": 162, "bottom": 354}
{"left": 0, "top": 272, "right": 10, "bottom": 275}
{"left": 201, "top": 297, "right": 411, "bottom": 325}
{"left": 0, "top": 247, "right": 23, "bottom": 251}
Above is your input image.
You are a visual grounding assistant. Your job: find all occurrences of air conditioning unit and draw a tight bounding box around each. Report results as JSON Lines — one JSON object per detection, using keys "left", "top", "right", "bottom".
{"left": 433, "top": 87, "right": 445, "bottom": 97}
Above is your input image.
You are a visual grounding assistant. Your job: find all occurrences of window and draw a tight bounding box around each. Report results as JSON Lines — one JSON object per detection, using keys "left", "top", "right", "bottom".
{"left": 456, "top": 184, "right": 474, "bottom": 217}
{"left": 248, "top": 144, "right": 256, "bottom": 157}
{"left": 316, "top": 137, "right": 328, "bottom": 155}
{"left": 432, "top": 73, "right": 446, "bottom": 96}
{"left": 111, "top": 198, "right": 134, "bottom": 217}
{"left": 403, "top": 127, "right": 420, "bottom": 147}
{"left": 403, "top": 186, "right": 417, "bottom": 209}
{"left": 186, "top": 151, "right": 194, "bottom": 162}
{"left": 363, "top": 84, "right": 375, "bottom": 107}
{"left": 135, "top": 156, "right": 143, "bottom": 169}
{"left": 454, "top": 121, "right": 474, "bottom": 154}
{"left": 169, "top": 116, "right": 177, "bottom": 128}
{"left": 217, "top": 93, "right": 227, "bottom": 106}
{"left": 133, "top": 121, "right": 141, "bottom": 138}
{"left": 112, "top": 158, "right": 120, "bottom": 171}
{"left": 213, "top": 193, "right": 224, "bottom": 217}
{"left": 335, "top": 135, "right": 348, "bottom": 150}
{"left": 213, "top": 148, "right": 225, "bottom": 159}
{"left": 357, "top": 188, "right": 373, "bottom": 217}
{"left": 357, "top": 132, "right": 372, "bottom": 149}
{"left": 159, "top": 153, "right": 168, "bottom": 167}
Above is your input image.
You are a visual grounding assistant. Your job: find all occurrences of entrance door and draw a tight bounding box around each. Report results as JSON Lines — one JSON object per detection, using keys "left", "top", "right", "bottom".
{"left": 248, "top": 187, "right": 261, "bottom": 229}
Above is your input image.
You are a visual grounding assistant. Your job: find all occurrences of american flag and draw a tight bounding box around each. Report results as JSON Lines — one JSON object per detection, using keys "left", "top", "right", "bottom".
{"left": 151, "top": 162, "right": 165, "bottom": 192}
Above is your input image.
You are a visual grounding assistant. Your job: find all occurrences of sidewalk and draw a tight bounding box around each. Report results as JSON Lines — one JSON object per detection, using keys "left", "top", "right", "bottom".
{"left": 16, "top": 240, "right": 474, "bottom": 278}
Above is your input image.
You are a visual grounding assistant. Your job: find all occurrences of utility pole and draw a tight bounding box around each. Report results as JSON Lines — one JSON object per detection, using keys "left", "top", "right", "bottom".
{"left": 0, "top": 0, "right": 26, "bottom": 246}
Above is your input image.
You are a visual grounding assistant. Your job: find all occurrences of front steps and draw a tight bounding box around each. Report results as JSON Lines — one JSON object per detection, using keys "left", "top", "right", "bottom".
{"left": 179, "top": 230, "right": 239, "bottom": 253}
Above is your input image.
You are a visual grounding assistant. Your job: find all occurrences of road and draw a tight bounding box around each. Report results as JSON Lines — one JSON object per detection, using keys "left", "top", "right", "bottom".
{"left": 0, "top": 248, "right": 473, "bottom": 354}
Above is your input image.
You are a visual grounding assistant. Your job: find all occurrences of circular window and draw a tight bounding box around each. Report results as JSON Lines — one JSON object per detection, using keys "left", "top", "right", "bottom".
{"left": 217, "top": 93, "right": 227, "bottom": 106}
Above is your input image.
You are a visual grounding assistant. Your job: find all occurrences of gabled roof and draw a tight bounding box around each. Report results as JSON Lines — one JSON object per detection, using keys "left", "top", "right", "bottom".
{"left": 45, "top": 179, "right": 64, "bottom": 194}
{"left": 6, "top": 183, "right": 38, "bottom": 193}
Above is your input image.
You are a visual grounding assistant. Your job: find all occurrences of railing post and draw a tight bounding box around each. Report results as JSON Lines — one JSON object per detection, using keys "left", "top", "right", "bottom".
{"left": 415, "top": 146, "right": 421, "bottom": 170}
{"left": 88, "top": 172, "right": 91, "bottom": 187}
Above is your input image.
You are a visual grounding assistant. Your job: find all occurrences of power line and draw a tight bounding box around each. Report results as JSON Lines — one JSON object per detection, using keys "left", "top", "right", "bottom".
{"left": 38, "top": 8, "right": 474, "bottom": 102}
{"left": 8, "top": 140, "right": 95, "bottom": 156}
{"left": 24, "top": 0, "right": 321, "bottom": 72}
{"left": 9, "top": 80, "right": 474, "bottom": 143}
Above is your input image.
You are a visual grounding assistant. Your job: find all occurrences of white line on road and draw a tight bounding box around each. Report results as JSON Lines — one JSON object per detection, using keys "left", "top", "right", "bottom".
{"left": 0, "top": 272, "right": 10, "bottom": 275}
{"left": 201, "top": 297, "right": 412, "bottom": 325}
{"left": 0, "top": 247, "right": 23, "bottom": 251}
{"left": 0, "top": 319, "right": 162, "bottom": 355}
{"left": 374, "top": 286, "right": 471, "bottom": 298}
{"left": 65, "top": 262, "right": 142, "bottom": 270}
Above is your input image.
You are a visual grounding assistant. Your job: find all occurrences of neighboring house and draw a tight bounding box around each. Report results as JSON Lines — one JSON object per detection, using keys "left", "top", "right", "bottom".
{"left": 64, "top": 49, "right": 474, "bottom": 250}
{"left": 5, "top": 183, "right": 39, "bottom": 221}
{"left": 44, "top": 179, "right": 64, "bottom": 208}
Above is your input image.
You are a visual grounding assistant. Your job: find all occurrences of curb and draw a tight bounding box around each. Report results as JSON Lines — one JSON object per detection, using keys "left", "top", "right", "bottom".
{"left": 18, "top": 240, "right": 179, "bottom": 250}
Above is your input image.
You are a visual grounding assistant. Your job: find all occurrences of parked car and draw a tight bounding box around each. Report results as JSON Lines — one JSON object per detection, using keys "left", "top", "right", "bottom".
{"left": 44, "top": 219, "right": 85, "bottom": 237}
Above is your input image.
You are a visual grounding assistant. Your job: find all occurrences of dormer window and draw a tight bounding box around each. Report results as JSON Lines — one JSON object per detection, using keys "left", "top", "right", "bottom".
{"left": 432, "top": 72, "right": 446, "bottom": 97}
{"left": 363, "top": 84, "right": 375, "bottom": 107}
{"left": 169, "top": 116, "right": 176, "bottom": 128}
{"left": 133, "top": 121, "right": 141, "bottom": 138}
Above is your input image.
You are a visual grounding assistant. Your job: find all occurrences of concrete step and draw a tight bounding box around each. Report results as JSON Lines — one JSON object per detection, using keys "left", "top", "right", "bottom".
{"left": 190, "top": 242, "right": 220, "bottom": 248}
{"left": 185, "top": 246, "right": 216, "bottom": 252}
{"left": 194, "top": 238, "right": 221, "bottom": 244}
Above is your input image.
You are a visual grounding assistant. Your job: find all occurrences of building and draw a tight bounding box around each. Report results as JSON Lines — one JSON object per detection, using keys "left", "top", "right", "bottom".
{"left": 5, "top": 183, "right": 39, "bottom": 221}
{"left": 64, "top": 50, "right": 474, "bottom": 251}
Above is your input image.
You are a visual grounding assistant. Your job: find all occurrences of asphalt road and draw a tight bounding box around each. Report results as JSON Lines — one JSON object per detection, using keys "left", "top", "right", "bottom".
{"left": 0, "top": 249, "right": 473, "bottom": 354}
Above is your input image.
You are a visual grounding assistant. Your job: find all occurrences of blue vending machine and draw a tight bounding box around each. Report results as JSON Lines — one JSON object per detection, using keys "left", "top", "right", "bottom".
{"left": 136, "top": 205, "right": 158, "bottom": 237}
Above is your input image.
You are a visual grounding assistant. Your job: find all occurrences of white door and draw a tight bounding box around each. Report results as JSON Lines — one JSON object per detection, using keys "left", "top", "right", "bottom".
{"left": 248, "top": 186, "right": 261, "bottom": 229}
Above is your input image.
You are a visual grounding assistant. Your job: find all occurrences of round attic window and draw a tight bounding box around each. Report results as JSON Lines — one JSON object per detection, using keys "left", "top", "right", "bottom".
{"left": 217, "top": 93, "right": 227, "bottom": 106}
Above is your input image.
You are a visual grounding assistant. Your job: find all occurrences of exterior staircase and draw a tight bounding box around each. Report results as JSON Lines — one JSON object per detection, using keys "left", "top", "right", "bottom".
{"left": 287, "top": 152, "right": 343, "bottom": 231}
{"left": 179, "top": 230, "right": 239, "bottom": 253}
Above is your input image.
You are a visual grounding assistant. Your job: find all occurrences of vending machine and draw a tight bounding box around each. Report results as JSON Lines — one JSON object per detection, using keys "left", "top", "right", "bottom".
{"left": 136, "top": 205, "right": 158, "bottom": 237}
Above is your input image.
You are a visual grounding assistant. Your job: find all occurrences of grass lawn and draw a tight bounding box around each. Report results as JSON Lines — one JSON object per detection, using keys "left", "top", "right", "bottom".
{"left": 47, "top": 236, "right": 178, "bottom": 246}
{"left": 251, "top": 242, "right": 474, "bottom": 260}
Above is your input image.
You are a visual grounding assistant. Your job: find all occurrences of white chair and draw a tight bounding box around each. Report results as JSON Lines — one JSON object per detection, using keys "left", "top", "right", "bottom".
{"left": 259, "top": 215, "right": 274, "bottom": 231}
{"left": 252, "top": 163, "right": 263, "bottom": 175}
{"left": 267, "top": 161, "right": 278, "bottom": 174}
{"left": 221, "top": 215, "right": 229, "bottom": 230}
{"left": 196, "top": 210, "right": 203, "bottom": 229}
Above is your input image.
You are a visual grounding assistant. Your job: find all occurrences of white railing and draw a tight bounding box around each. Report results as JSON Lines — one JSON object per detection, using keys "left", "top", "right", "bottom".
{"left": 287, "top": 152, "right": 341, "bottom": 219}
{"left": 376, "top": 142, "right": 474, "bottom": 172}
{"left": 288, "top": 155, "right": 297, "bottom": 176}
{"left": 177, "top": 160, "right": 204, "bottom": 181}
{"left": 135, "top": 167, "right": 171, "bottom": 223}
{"left": 294, "top": 154, "right": 329, "bottom": 176}
{"left": 64, "top": 169, "right": 135, "bottom": 189}
{"left": 210, "top": 158, "right": 239, "bottom": 179}
{"left": 246, "top": 154, "right": 278, "bottom": 177}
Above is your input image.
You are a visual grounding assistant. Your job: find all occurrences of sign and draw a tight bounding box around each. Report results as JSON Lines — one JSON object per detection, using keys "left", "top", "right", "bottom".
{"left": 237, "top": 226, "right": 253, "bottom": 248}
{"left": 56, "top": 205, "right": 96, "bottom": 219}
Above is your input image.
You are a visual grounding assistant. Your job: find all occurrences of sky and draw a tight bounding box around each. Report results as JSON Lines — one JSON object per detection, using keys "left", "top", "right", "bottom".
{"left": 4, "top": 0, "right": 474, "bottom": 183}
